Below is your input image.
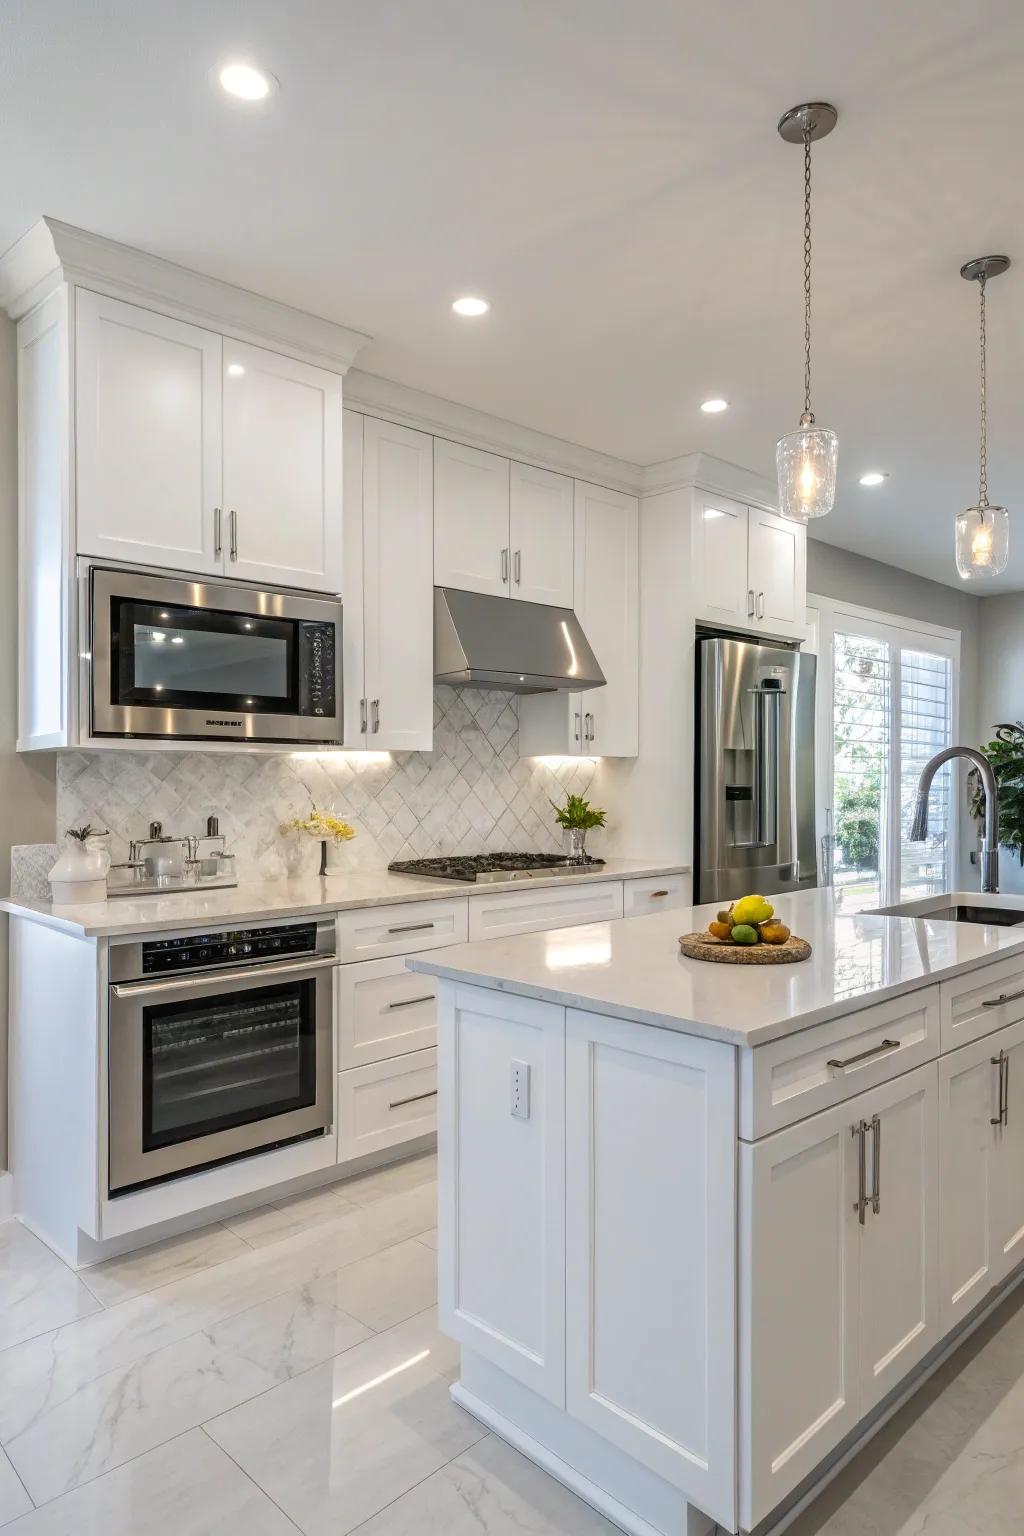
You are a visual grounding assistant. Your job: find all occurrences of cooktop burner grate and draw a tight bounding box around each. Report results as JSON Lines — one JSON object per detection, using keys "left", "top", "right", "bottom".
{"left": 388, "top": 852, "right": 605, "bottom": 884}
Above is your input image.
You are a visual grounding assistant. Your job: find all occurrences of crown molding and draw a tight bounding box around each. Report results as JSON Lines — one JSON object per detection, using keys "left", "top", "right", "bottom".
{"left": 345, "top": 369, "right": 645, "bottom": 495}
{"left": 641, "top": 450, "right": 778, "bottom": 509}
{"left": 0, "top": 219, "right": 372, "bottom": 372}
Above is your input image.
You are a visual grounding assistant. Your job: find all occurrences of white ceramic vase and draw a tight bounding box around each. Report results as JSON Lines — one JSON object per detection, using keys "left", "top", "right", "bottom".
{"left": 48, "top": 835, "right": 111, "bottom": 904}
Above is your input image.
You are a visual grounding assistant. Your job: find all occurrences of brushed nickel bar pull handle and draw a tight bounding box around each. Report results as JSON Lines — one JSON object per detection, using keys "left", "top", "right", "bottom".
{"left": 747, "top": 589, "right": 755, "bottom": 617}
{"left": 388, "top": 1089, "right": 438, "bottom": 1111}
{"left": 514, "top": 549, "right": 521, "bottom": 585}
{"left": 852, "top": 1120, "right": 867, "bottom": 1225}
{"left": 214, "top": 507, "right": 223, "bottom": 558}
{"left": 229, "top": 509, "right": 238, "bottom": 561}
{"left": 650, "top": 889, "right": 670, "bottom": 899}
{"left": 828, "top": 1038, "right": 901, "bottom": 1071}
{"left": 1005, "top": 1053, "right": 1011, "bottom": 1126}
{"left": 359, "top": 697, "right": 367, "bottom": 734}
{"left": 870, "top": 1113, "right": 881, "bottom": 1215}
{"left": 982, "top": 988, "right": 1024, "bottom": 1007}
{"left": 574, "top": 711, "right": 581, "bottom": 743}
{"left": 501, "top": 547, "right": 509, "bottom": 584}
{"left": 371, "top": 698, "right": 380, "bottom": 733}
{"left": 387, "top": 994, "right": 434, "bottom": 1011}
{"left": 387, "top": 921, "right": 435, "bottom": 935}
{"left": 757, "top": 590, "right": 765, "bottom": 619}
{"left": 992, "top": 1049, "right": 1010, "bottom": 1126}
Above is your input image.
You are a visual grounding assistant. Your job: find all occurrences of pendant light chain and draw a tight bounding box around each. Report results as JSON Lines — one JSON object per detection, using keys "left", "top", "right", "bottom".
{"left": 978, "top": 274, "right": 988, "bottom": 511}
{"left": 802, "top": 123, "right": 813, "bottom": 422}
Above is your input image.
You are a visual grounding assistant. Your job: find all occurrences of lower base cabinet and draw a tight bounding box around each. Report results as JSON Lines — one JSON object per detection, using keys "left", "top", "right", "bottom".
{"left": 337, "top": 1047, "right": 438, "bottom": 1162}
{"left": 740, "top": 1062, "right": 939, "bottom": 1529}
{"left": 940, "top": 1018, "right": 1024, "bottom": 1332}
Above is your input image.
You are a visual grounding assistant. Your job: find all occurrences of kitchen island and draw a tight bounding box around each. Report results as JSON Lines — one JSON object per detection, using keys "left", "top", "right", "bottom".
{"left": 410, "top": 888, "right": 1024, "bottom": 1536}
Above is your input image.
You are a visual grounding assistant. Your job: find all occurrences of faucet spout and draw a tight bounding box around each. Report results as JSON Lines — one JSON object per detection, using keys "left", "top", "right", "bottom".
{"left": 909, "top": 746, "right": 999, "bottom": 895}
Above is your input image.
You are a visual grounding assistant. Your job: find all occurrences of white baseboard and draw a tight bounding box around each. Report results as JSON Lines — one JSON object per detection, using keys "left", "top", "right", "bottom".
{"left": 0, "top": 1171, "right": 14, "bottom": 1223}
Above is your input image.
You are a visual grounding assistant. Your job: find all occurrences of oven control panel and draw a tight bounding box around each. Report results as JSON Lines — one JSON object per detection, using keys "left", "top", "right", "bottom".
{"left": 141, "top": 923, "right": 320, "bottom": 975}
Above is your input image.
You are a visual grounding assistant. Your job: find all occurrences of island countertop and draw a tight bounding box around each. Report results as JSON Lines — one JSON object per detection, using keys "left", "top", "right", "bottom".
{"left": 409, "top": 886, "right": 1024, "bottom": 1047}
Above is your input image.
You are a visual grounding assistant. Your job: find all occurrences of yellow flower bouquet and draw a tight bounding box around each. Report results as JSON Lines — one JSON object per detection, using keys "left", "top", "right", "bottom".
{"left": 280, "top": 798, "right": 356, "bottom": 876}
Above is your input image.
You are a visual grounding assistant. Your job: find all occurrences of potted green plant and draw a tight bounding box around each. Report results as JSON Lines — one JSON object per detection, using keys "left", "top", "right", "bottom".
{"left": 550, "top": 792, "right": 607, "bottom": 864}
{"left": 969, "top": 723, "right": 1024, "bottom": 864}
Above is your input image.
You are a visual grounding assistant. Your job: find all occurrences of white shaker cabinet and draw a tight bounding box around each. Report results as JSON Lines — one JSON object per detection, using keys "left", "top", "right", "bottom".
{"left": 75, "top": 290, "right": 224, "bottom": 575}
{"left": 518, "top": 480, "right": 639, "bottom": 757}
{"left": 691, "top": 492, "right": 806, "bottom": 641}
{"left": 343, "top": 412, "right": 434, "bottom": 751}
{"left": 508, "top": 460, "right": 574, "bottom": 607}
{"left": 433, "top": 438, "right": 510, "bottom": 597}
{"left": 221, "top": 339, "right": 343, "bottom": 593}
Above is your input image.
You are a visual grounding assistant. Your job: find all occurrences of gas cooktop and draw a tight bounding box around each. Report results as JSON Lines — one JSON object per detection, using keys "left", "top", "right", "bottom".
{"left": 388, "top": 852, "right": 605, "bottom": 885}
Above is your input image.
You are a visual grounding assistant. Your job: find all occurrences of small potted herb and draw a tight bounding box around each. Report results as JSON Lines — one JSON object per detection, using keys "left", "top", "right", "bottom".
{"left": 550, "top": 793, "right": 607, "bottom": 864}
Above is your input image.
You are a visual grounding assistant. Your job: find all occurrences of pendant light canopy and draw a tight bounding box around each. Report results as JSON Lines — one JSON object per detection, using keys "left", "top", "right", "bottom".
{"left": 776, "top": 102, "right": 839, "bottom": 522}
{"left": 955, "top": 255, "right": 1011, "bottom": 580}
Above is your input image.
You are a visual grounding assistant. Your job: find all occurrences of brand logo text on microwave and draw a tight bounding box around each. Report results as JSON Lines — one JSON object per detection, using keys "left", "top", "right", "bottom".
{"left": 205, "top": 718, "right": 245, "bottom": 728}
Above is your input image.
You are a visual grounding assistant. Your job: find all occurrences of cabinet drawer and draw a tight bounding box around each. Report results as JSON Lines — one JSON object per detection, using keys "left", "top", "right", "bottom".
{"left": 336, "top": 899, "right": 468, "bottom": 962}
{"left": 468, "top": 880, "right": 623, "bottom": 942}
{"left": 622, "top": 874, "right": 691, "bottom": 917}
{"left": 337, "top": 1048, "right": 437, "bottom": 1162}
{"left": 337, "top": 956, "right": 437, "bottom": 1069}
{"left": 940, "top": 954, "right": 1024, "bottom": 1052}
{"left": 739, "top": 986, "right": 940, "bottom": 1139}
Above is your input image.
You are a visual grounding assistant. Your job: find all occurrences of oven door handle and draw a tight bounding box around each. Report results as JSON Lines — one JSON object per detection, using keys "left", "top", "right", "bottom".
{"left": 110, "top": 953, "right": 340, "bottom": 999}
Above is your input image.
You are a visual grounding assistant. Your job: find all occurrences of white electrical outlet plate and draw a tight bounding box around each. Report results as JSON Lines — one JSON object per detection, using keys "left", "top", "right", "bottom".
{"left": 511, "top": 1059, "right": 531, "bottom": 1119}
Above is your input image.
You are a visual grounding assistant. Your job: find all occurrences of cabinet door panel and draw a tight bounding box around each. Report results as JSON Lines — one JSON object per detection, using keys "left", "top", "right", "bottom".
{"left": 692, "top": 493, "right": 749, "bottom": 626}
{"left": 991, "top": 1025, "right": 1024, "bottom": 1286}
{"left": 363, "top": 417, "right": 434, "bottom": 750}
{"left": 567, "top": 1009, "right": 736, "bottom": 1529}
{"left": 858, "top": 1064, "right": 939, "bottom": 1415}
{"left": 509, "top": 461, "right": 573, "bottom": 606}
{"left": 574, "top": 481, "right": 638, "bottom": 756}
{"left": 748, "top": 507, "right": 806, "bottom": 633}
{"left": 223, "top": 339, "right": 343, "bottom": 593}
{"left": 740, "top": 1100, "right": 861, "bottom": 1530}
{"left": 341, "top": 409, "right": 367, "bottom": 747}
{"left": 75, "top": 290, "right": 222, "bottom": 573}
{"left": 939, "top": 1037, "right": 1001, "bottom": 1333}
{"left": 438, "top": 983, "right": 565, "bottom": 1406}
{"left": 434, "top": 438, "right": 509, "bottom": 596}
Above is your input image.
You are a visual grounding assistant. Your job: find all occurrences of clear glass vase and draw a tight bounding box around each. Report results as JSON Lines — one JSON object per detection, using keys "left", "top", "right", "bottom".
{"left": 566, "top": 827, "right": 588, "bottom": 864}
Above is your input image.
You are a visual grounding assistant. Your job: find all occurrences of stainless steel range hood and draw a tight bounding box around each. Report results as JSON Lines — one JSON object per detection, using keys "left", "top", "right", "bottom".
{"left": 434, "top": 587, "right": 605, "bottom": 694}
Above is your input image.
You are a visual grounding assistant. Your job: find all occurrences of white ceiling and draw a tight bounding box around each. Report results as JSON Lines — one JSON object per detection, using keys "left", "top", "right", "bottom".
{"left": 4, "top": 0, "right": 1024, "bottom": 589}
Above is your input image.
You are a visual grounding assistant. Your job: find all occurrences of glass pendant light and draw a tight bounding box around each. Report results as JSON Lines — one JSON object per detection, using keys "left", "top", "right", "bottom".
{"left": 776, "top": 103, "right": 839, "bottom": 521}
{"left": 955, "top": 255, "right": 1011, "bottom": 580}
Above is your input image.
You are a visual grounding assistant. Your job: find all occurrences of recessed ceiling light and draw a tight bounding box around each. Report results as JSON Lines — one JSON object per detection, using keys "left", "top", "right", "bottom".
{"left": 227, "top": 363, "right": 246, "bottom": 377}
{"left": 701, "top": 398, "right": 729, "bottom": 414}
{"left": 218, "top": 61, "right": 277, "bottom": 102}
{"left": 859, "top": 471, "right": 888, "bottom": 487}
{"left": 452, "top": 296, "right": 490, "bottom": 317}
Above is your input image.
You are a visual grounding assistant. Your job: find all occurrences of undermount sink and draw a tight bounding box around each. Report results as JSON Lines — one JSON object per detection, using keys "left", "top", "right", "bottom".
{"left": 871, "top": 891, "right": 1024, "bottom": 927}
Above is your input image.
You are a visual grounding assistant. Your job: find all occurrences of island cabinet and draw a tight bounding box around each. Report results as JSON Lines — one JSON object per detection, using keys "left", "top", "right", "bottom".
{"left": 431, "top": 959, "right": 1024, "bottom": 1536}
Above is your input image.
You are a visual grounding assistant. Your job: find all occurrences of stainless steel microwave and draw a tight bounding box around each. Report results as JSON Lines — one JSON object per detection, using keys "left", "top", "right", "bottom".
{"left": 89, "top": 567, "right": 342, "bottom": 745}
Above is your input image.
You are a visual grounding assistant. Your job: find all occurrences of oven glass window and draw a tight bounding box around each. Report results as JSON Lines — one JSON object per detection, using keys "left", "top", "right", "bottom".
{"left": 112, "top": 599, "right": 297, "bottom": 714}
{"left": 142, "top": 979, "right": 317, "bottom": 1150}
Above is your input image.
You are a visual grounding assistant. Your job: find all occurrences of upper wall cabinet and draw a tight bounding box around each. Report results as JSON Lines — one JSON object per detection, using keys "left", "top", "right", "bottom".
{"left": 434, "top": 440, "right": 574, "bottom": 608}
{"left": 75, "top": 292, "right": 344, "bottom": 593}
{"left": 76, "top": 292, "right": 224, "bottom": 576}
{"left": 691, "top": 492, "right": 806, "bottom": 640}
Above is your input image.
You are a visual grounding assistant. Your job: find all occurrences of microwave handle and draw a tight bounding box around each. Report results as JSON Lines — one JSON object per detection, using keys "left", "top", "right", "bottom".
{"left": 110, "top": 952, "right": 340, "bottom": 999}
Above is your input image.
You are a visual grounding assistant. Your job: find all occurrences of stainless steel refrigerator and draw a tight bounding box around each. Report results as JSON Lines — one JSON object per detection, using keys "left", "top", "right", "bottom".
{"left": 695, "top": 635, "right": 818, "bottom": 906}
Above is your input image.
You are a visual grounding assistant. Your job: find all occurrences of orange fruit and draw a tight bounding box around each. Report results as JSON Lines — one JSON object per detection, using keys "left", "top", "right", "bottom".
{"left": 708, "top": 920, "right": 733, "bottom": 940}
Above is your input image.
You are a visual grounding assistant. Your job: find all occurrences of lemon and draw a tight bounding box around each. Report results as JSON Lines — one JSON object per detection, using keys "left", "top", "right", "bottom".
{"left": 733, "top": 894, "right": 774, "bottom": 926}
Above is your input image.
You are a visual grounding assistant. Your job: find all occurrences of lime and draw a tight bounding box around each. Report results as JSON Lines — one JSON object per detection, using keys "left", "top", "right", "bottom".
{"left": 731, "top": 923, "right": 759, "bottom": 945}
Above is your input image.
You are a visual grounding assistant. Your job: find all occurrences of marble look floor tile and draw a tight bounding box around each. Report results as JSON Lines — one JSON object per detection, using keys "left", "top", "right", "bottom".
{"left": 206, "top": 1312, "right": 483, "bottom": 1536}
{"left": 326, "top": 1238, "right": 437, "bottom": 1331}
{"left": 204, "top": 1276, "right": 372, "bottom": 1381}
{"left": 0, "top": 1222, "right": 102, "bottom": 1353}
{"left": 0, "top": 1187, "right": 439, "bottom": 1449}
{"left": 0, "top": 1429, "right": 297, "bottom": 1535}
{"left": 415, "top": 1228, "right": 439, "bottom": 1250}
{"left": 354, "top": 1432, "right": 620, "bottom": 1536}
{"left": 0, "top": 1446, "right": 32, "bottom": 1526}
{"left": 80, "top": 1223, "right": 251, "bottom": 1306}
{"left": 3, "top": 1329, "right": 282, "bottom": 1505}
{"left": 336, "top": 1152, "right": 437, "bottom": 1208}
{"left": 222, "top": 1185, "right": 360, "bottom": 1251}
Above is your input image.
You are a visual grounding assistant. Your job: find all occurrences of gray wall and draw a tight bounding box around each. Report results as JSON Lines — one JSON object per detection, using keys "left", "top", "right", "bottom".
{"left": 807, "top": 538, "right": 983, "bottom": 886}
{"left": 0, "top": 315, "right": 58, "bottom": 1171}
{"left": 977, "top": 593, "right": 1024, "bottom": 893}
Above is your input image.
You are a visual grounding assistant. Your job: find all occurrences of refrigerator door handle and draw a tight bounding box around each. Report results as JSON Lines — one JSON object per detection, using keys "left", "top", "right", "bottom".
{"left": 733, "top": 688, "right": 780, "bottom": 850}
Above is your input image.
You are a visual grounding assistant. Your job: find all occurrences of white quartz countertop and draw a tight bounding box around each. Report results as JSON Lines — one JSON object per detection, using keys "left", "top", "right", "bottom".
{"left": 409, "top": 887, "right": 1024, "bottom": 1048}
{"left": 0, "top": 859, "right": 688, "bottom": 940}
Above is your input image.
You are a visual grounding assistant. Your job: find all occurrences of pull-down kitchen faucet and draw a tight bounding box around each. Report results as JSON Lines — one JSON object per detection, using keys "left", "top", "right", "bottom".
{"left": 909, "top": 746, "right": 999, "bottom": 894}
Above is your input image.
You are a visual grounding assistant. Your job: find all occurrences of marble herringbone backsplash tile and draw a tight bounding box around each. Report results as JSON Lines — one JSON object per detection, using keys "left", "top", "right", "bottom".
{"left": 56, "top": 687, "right": 600, "bottom": 880}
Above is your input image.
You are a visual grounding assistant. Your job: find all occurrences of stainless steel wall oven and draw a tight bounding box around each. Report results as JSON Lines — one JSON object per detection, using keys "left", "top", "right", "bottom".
{"left": 108, "top": 919, "right": 336, "bottom": 1195}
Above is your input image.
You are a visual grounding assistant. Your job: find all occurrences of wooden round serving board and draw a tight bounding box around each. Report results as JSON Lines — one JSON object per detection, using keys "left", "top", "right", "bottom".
{"left": 678, "top": 932, "right": 812, "bottom": 965}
